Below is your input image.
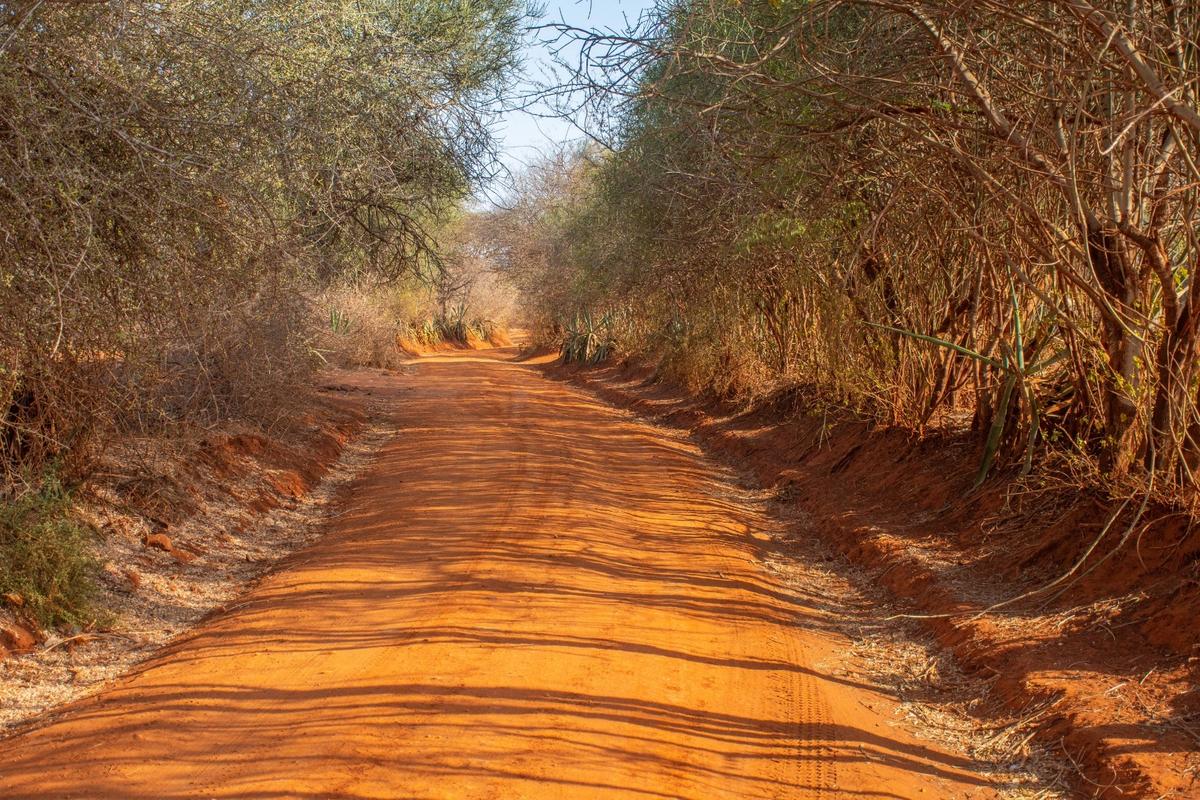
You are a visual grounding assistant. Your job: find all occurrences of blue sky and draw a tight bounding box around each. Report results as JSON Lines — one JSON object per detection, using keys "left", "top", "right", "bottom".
{"left": 479, "top": 0, "right": 657, "bottom": 204}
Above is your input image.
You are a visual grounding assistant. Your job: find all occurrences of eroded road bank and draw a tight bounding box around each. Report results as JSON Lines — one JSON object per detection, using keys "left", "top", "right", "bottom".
{"left": 1, "top": 348, "right": 1019, "bottom": 799}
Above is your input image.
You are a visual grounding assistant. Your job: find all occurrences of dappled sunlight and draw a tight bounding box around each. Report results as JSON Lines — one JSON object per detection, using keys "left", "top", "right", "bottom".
{"left": 0, "top": 350, "right": 1002, "bottom": 798}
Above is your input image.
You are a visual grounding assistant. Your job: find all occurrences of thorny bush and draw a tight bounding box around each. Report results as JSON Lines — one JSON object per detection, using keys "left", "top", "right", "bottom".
{"left": 0, "top": 0, "right": 529, "bottom": 487}
{"left": 493, "top": 0, "right": 1200, "bottom": 498}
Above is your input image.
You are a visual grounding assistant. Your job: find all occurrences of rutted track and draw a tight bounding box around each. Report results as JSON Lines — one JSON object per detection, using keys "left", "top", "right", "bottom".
{"left": 0, "top": 348, "right": 1002, "bottom": 799}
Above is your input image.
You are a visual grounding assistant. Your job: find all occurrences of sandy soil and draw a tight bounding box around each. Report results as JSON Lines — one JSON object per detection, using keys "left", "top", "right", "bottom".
{"left": 544, "top": 355, "right": 1200, "bottom": 798}
{"left": 0, "top": 348, "right": 1055, "bottom": 798}
{"left": 0, "top": 395, "right": 379, "bottom": 736}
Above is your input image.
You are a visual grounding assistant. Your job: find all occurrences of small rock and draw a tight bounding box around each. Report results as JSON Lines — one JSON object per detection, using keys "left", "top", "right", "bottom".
{"left": 0, "top": 622, "right": 37, "bottom": 654}
{"left": 123, "top": 568, "right": 142, "bottom": 590}
{"left": 143, "top": 532, "right": 174, "bottom": 552}
{"left": 3, "top": 592, "right": 24, "bottom": 608}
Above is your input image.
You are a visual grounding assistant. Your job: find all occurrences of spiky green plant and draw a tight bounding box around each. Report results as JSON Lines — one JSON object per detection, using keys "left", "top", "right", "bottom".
{"left": 329, "top": 308, "right": 352, "bottom": 334}
{"left": 866, "top": 282, "right": 1062, "bottom": 486}
{"left": 561, "top": 310, "right": 616, "bottom": 365}
{"left": 432, "top": 303, "right": 471, "bottom": 344}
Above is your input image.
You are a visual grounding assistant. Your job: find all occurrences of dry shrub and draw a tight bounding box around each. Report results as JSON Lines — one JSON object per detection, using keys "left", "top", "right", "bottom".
{"left": 317, "top": 283, "right": 435, "bottom": 369}
{"left": 505, "top": 2, "right": 1200, "bottom": 499}
{"left": 0, "top": 0, "right": 528, "bottom": 490}
{"left": 149, "top": 286, "right": 318, "bottom": 427}
{"left": 316, "top": 267, "right": 519, "bottom": 368}
{"left": 315, "top": 215, "right": 523, "bottom": 367}
{"left": 464, "top": 267, "right": 520, "bottom": 335}
{"left": 0, "top": 0, "right": 529, "bottom": 628}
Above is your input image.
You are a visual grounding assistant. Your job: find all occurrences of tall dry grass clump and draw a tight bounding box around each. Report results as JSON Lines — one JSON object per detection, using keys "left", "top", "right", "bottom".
{"left": 316, "top": 219, "right": 520, "bottom": 368}
{"left": 318, "top": 282, "right": 437, "bottom": 369}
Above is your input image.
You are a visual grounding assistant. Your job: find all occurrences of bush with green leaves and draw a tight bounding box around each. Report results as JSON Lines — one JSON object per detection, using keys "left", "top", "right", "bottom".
{"left": 0, "top": 0, "right": 531, "bottom": 484}
{"left": 500, "top": 1, "right": 1200, "bottom": 497}
{"left": 0, "top": 475, "right": 99, "bottom": 629}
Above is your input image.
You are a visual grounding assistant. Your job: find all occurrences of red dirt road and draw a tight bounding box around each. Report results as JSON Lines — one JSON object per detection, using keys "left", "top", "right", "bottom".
{"left": 0, "top": 349, "right": 1003, "bottom": 799}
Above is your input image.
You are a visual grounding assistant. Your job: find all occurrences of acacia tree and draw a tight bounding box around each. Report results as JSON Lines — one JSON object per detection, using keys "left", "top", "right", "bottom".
{"left": 0, "top": 0, "right": 530, "bottom": 483}
{"left": 525, "top": 0, "right": 1200, "bottom": 491}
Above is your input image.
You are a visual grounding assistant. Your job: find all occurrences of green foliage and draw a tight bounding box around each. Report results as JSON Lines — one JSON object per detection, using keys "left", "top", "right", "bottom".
{"left": 436, "top": 304, "right": 472, "bottom": 345}
{"left": 561, "top": 311, "right": 616, "bottom": 365}
{"left": 0, "top": 475, "right": 100, "bottom": 629}
{"left": 415, "top": 319, "right": 443, "bottom": 347}
{"left": 329, "top": 309, "right": 353, "bottom": 335}
{"left": 505, "top": 0, "right": 1200, "bottom": 492}
{"left": 0, "top": 0, "right": 531, "bottom": 479}
{"left": 424, "top": 310, "right": 503, "bottom": 347}
{"left": 867, "top": 282, "right": 1062, "bottom": 485}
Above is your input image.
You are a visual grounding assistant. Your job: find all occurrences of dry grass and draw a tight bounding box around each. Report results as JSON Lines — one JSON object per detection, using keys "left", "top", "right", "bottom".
{"left": 757, "top": 506, "right": 1073, "bottom": 799}
{"left": 316, "top": 285, "right": 429, "bottom": 369}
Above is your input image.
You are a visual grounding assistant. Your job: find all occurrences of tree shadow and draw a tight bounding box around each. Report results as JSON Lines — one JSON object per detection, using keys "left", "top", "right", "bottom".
{"left": 0, "top": 354, "right": 1013, "bottom": 799}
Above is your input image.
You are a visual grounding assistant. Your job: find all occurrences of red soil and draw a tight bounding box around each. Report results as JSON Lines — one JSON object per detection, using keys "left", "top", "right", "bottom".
{"left": 543, "top": 356, "right": 1200, "bottom": 799}
{"left": 0, "top": 349, "right": 1013, "bottom": 799}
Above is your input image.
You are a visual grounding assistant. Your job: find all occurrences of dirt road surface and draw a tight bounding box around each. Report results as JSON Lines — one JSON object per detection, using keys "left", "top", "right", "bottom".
{"left": 0, "top": 348, "right": 1003, "bottom": 799}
